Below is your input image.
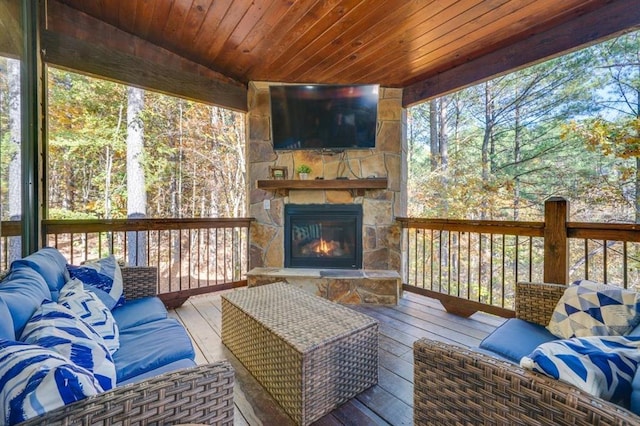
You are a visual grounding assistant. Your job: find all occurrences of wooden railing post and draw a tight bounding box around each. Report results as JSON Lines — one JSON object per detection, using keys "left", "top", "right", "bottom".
{"left": 543, "top": 197, "right": 569, "bottom": 284}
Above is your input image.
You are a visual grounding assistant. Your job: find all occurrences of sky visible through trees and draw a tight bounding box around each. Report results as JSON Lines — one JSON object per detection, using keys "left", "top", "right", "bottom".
{"left": 407, "top": 30, "right": 640, "bottom": 223}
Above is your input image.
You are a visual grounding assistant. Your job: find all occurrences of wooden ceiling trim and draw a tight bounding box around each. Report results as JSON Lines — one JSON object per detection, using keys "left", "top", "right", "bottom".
{"left": 116, "top": 1, "right": 137, "bottom": 34}
{"left": 203, "top": 0, "right": 254, "bottom": 70}
{"left": 45, "top": 1, "right": 247, "bottom": 111}
{"left": 385, "top": 0, "right": 593, "bottom": 86}
{"left": 186, "top": 0, "right": 233, "bottom": 72}
{"left": 134, "top": 0, "right": 158, "bottom": 40}
{"left": 243, "top": 0, "right": 326, "bottom": 78}
{"left": 340, "top": 0, "right": 541, "bottom": 85}
{"left": 216, "top": 0, "right": 297, "bottom": 74}
{"left": 297, "top": 0, "right": 445, "bottom": 84}
{"left": 275, "top": 0, "right": 387, "bottom": 81}
{"left": 403, "top": 0, "right": 640, "bottom": 107}
{"left": 0, "top": 0, "right": 21, "bottom": 59}
{"left": 320, "top": 0, "right": 482, "bottom": 85}
{"left": 282, "top": 0, "right": 424, "bottom": 83}
{"left": 258, "top": 0, "right": 364, "bottom": 79}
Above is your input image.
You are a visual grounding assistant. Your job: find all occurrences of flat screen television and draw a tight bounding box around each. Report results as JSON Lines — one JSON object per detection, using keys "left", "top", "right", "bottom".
{"left": 270, "top": 84, "right": 379, "bottom": 150}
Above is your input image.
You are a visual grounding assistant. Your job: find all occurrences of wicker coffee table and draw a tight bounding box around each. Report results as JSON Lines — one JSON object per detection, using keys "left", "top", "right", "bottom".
{"left": 221, "top": 282, "right": 378, "bottom": 425}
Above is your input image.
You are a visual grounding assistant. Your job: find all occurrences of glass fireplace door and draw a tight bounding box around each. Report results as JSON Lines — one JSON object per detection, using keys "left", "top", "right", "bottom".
{"left": 284, "top": 204, "right": 362, "bottom": 269}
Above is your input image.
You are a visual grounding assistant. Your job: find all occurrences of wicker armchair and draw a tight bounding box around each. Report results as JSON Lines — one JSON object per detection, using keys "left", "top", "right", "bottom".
{"left": 413, "top": 282, "right": 640, "bottom": 426}
{"left": 18, "top": 267, "right": 235, "bottom": 426}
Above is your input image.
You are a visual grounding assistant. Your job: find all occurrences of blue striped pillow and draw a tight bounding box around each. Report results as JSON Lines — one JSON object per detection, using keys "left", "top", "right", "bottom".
{"left": 67, "top": 255, "right": 124, "bottom": 309}
{"left": 20, "top": 301, "right": 116, "bottom": 391}
{"left": 58, "top": 278, "right": 120, "bottom": 354}
{"left": 0, "top": 339, "right": 102, "bottom": 425}
{"left": 521, "top": 336, "right": 640, "bottom": 406}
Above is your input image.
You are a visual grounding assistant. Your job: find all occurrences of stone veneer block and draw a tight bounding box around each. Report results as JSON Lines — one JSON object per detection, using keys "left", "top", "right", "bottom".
{"left": 247, "top": 267, "right": 401, "bottom": 305}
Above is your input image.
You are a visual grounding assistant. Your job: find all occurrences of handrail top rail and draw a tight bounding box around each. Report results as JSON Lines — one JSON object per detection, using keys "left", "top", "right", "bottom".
{"left": 43, "top": 217, "right": 254, "bottom": 233}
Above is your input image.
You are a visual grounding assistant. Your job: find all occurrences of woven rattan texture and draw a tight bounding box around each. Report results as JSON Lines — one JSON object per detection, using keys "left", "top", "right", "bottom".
{"left": 414, "top": 338, "right": 640, "bottom": 425}
{"left": 515, "top": 281, "right": 567, "bottom": 326}
{"left": 221, "top": 282, "right": 378, "bottom": 425}
{"left": 19, "top": 361, "right": 235, "bottom": 425}
{"left": 121, "top": 266, "right": 158, "bottom": 300}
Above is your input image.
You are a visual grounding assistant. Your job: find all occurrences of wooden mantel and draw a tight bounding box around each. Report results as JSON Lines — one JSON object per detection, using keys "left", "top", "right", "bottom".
{"left": 257, "top": 178, "right": 387, "bottom": 196}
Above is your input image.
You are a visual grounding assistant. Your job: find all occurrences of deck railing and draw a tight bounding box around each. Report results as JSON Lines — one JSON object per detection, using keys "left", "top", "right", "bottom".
{"left": 1, "top": 218, "right": 252, "bottom": 307}
{"left": 399, "top": 198, "right": 640, "bottom": 317}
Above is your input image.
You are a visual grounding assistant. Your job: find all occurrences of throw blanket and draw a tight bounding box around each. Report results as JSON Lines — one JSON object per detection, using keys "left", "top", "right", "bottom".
{"left": 521, "top": 335, "right": 640, "bottom": 406}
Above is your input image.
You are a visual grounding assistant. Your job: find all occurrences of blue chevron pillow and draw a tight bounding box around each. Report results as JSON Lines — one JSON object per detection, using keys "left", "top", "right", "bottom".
{"left": 521, "top": 336, "right": 640, "bottom": 406}
{"left": 20, "top": 301, "right": 116, "bottom": 391}
{"left": 58, "top": 278, "right": 120, "bottom": 354}
{"left": 0, "top": 339, "right": 102, "bottom": 425}
{"left": 548, "top": 280, "right": 640, "bottom": 339}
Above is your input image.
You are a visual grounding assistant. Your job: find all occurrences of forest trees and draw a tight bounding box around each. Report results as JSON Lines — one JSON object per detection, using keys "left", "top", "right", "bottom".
{"left": 45, "top": 68, "right": 246, "bottom": 221}
{"left": 407, "top": 30, "right": 640, "bottom": 224}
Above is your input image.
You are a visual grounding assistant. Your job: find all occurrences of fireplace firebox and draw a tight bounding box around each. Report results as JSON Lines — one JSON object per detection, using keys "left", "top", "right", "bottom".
{"left": 284, "top": 204, "right": 362, "bottom": 269}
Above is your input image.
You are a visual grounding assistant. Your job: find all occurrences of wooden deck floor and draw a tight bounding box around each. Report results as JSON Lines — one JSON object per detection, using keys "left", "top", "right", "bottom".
{"left": 168, "top": 289, "right": 506, "bottom": 426}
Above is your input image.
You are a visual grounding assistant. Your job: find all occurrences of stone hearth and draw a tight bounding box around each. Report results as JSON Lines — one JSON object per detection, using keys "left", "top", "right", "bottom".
{"left": 247, "top": 267, "right": 401, "bottom": 305}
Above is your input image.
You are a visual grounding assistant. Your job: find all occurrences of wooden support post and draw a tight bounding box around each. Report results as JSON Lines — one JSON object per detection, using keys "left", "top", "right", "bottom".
{"left": 543, "top": 197, "right": 569, "bottom": 284}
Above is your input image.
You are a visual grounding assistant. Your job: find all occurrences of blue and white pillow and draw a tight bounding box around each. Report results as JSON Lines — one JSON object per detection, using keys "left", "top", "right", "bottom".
{"left": 521, "top": 335, "right": 640, "bottom": 405}
{"left": 548, "top": 280, "right": 640, "bottom": 339}
{"left": 67, "top": 255, "right": 124, "bottom": 309}
{"left": 0, "top": 339, "right": 102, "bottom": 425}
{"left": 20, "top": 300, "right": 116, "bottom": 391}
{"left": 58, "top": 278, "right": 120, "bottom": 354}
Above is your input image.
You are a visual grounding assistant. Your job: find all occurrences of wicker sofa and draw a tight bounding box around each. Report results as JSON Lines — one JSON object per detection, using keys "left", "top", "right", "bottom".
{"left": 414, "top": 281, "right": 640, "bottom": 426}
{"left": 0, "top": 247, "right": 234, "bottom": 425}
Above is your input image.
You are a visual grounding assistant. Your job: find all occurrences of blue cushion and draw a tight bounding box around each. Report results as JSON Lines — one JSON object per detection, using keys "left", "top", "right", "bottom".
{"left": 20, "top": 301, "right": 116, "bottom": 391}
{"left": 10, "top": 247, "right": 69, "bottom": 299}
{"left": 117, "top": 358, "right": 197, "bottom": 386}
{"left": 521, "top": 336, "right": 640, "bottom": 407}
{"left": 631, "top": 369, "right": 640, "bottom": 415}
{"left": 58, "top": 279, "right": 120, "bottom": 354}
{"left": 67, "top": 255, "right": 124, "bottom": 309}
{"left": 479, "top": 318, "right": 557, "bottom": 363}
{"left": 0, "top": 339, "right": 102, "bottom": 425}
{"left": 0, "top": 299, "right": 14, "bottom": 340}
{"left": 111, "top": 297, "right": 167, "bottom": 331}
{"left": 0, "top": 268, "right": 51, "bottom": 337}
{"left": 113, "top": 318, "right": 195, "bottom": 383}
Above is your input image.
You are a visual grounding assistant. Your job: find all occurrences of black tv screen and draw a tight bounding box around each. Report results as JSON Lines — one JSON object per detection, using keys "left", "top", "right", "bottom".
{"left": 270, "top": 84, "right": 379, "bottom": 150}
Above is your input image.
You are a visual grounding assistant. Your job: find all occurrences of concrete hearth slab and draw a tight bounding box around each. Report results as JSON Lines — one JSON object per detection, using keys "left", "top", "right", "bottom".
{"left": 247, "top": 267, "right": 401, "bottom": 305}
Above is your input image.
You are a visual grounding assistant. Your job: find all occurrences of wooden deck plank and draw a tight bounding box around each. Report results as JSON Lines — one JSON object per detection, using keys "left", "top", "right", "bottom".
{"left": 169, "top": 289, "right": 501, "bottom": 425}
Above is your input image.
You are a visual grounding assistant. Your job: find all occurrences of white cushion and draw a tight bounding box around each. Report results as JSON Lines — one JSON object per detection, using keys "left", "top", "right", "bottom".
{"left": 67, "top": 255, "right": 124, "bottom": 309}
{"left": 20, "top": 300, "right": 116, "bottom": 391}
{"left": 521, "top": 335, "right": 640, "bottom": 406}
{"left": 58, "top": 278, "right": 120, "bottom": 354}
{"left": 548, "top": 280, "right": 640, "bottom": 338}
{"left": 0, "top": 339, "right": 102, "bottom": 425}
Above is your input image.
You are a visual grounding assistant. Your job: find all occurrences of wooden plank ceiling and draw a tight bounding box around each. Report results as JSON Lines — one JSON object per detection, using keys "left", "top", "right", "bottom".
{"left": 40, "top": 0, "right": 640, "bottom": 108}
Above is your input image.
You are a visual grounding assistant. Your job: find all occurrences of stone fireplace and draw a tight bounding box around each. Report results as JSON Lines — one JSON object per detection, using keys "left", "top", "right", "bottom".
{"left": 285, "top": 204, "right": 363, "bottom": 269}
{"left": 245, "top": 82, "right": 407, "bottom": 304}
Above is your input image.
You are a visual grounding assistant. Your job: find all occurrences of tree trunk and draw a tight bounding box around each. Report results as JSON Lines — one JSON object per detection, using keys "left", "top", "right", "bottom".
{"left": 126, "top": 86, "right": 147, "bottom": 266}
{"left": 7, "top": 58, "right": 21, "bottom": 262}
{"left": 481, "top": 82, "right": 494, "bottom": 219}
{"left": 513, "top": 90, "right": 522, "bottom": 221}
{"left": 429, "top": 99, "right": 438, "bottom": 171}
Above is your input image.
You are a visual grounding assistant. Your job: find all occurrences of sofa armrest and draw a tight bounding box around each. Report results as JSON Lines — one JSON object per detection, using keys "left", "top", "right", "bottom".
{"left": 515, "top": 281, "right": 567, "bottom": 326}
{"left": 414, "top": 338, "right": 640, "bottom": 426}
{"left": 18, "top": 361, "right": 234, "bottom": 426}
{"left": 121, "top": 266, "right": 158, "bottom": 300}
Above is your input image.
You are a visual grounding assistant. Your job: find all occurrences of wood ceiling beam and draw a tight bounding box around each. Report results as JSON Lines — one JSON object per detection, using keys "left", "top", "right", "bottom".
{"left": 43, "top": 0, "right": 247, "bottom": 112}
{"left": 403, "top": 0, "right": 640, "bottom": 107}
